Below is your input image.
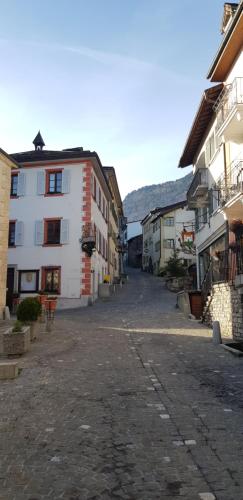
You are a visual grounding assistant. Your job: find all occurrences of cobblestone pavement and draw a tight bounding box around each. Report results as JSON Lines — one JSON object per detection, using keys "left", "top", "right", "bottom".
{"left": 1, "top": 270, "right": 243, "bottom": 499}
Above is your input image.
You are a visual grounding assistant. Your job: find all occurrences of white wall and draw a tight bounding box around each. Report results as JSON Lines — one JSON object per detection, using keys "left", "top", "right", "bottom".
{"left": 8, "top": 163, "right": 84, "bottom": 303}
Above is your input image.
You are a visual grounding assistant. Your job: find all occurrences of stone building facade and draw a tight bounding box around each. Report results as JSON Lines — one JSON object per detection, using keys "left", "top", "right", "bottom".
{"left": 203, "top": 282, "right": 243, "bottom": 339}
{"left": 0, "top": 149, "right": 17, "bottom": 318}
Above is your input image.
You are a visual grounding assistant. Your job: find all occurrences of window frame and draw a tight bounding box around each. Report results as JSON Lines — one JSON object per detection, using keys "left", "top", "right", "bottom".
{"left": 164, "top": 217, "right": 174, "bottom": 227}
{"left": 163, "top": 238, "right": 175, "bottom": 249}
{"left": 10, "top": 173, "right": 19, "bottom": 197}
{"left": 8, "top": 221, "right": 16, "bottom": 247}
{"left": 18, "top": 270, "right": 39, "bottom": 293}
{"left": 45, "top": 169, "right": 63, "bottom": 196}
{"left": 44, "top": 218, "right": 61, "bottom": 246}
{"left": 41, "top": 266, "right": 61, "bottom": 294}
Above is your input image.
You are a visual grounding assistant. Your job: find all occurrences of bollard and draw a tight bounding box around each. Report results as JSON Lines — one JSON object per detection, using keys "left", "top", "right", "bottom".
{"left": 212, "top": 321, "right": 222, "bottom": 345}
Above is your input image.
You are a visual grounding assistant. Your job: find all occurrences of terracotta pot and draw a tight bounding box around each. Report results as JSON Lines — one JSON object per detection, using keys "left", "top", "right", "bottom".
{"left": 39, "top": 295, "right": 48, "bottom": 305}
{"left": 47, "top": 299, "right": 57, "bottom": 311}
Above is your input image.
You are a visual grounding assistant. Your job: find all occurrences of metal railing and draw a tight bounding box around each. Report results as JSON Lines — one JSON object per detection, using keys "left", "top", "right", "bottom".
{"left": 217, "top": 159, "right": 243, "bottom": 205}
{"left": 187, "top": 168, "right": 208, "bottom": 203}
{"left": 214, "top": 77, "right": 243, "bottom": 132}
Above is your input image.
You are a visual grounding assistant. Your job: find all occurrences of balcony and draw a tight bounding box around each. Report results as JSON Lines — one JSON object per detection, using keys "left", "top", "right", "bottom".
{"left": 217, "top": 159, "right": 243, "bottom": 220}
{"left": 187, "top": 168, "right": 209, "bottom": 209}
{"left": 214, "top": 78, "right": 243, "bottom": 139}
{"left": 81, "top": 223, "right": 96, "bottom": 256}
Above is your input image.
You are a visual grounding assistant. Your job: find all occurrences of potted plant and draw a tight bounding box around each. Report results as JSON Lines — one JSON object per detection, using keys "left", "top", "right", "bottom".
{"left": 16, "top": 297, "right": 42, "bottom": 341}
{"left": 3, "top": 320, "right": 31, "bottom": 356}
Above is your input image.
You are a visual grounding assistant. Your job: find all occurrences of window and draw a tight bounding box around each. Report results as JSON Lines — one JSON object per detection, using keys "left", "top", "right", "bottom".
{"left": 42, "top": 267, "right": 61, "bottom": 294}
{"left": 45, "top": 219, "right": 61, "bottom": 245}
{"left": 164, "top": 217, "right": 174, "bottom": 226}
{"left": 8, "top": 222, "right": 16, "bottom": 247}
{"left": 47, "top": 171, "right": 62, "bottom": 194}
{"left": 10, "top": 174, "right": 18, "bottom": 197}
{"left": 163, "top": 239, "right": 175, "bottom": 249}
{"left": 155, "top": 241, "right": 160, "bottom": 252}
{"left": 93, "top": 177, "right": 97, "bottom": 200}
{"left": 19, "top": 270, "right": 39, "bottom": 293}
{"left": 98, "top": 188, "right": 101, "bottom": 209}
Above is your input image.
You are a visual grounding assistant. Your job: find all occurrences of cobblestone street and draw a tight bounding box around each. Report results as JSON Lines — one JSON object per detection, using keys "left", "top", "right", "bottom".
{"left": 1, "top": 269, "right": 243, "bottom": 499}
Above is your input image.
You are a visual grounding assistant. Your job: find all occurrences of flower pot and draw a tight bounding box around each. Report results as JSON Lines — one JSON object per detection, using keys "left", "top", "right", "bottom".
{"left": 47, "top": 299, "right": 57, "bottom": 311}
{"left": 3, "top": 326, "right": 31, "bottom": 356}
{"left": 38, "top": 295, "right": 48, "bottom": 306}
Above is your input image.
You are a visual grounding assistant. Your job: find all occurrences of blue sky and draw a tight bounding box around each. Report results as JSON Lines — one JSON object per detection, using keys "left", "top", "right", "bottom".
{"left": 0, "top": 0, "right": 224, "bottom": 198}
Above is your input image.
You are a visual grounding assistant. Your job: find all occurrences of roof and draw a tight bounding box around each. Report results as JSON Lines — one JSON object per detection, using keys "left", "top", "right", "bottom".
{"left": 103, "top": 166, "right": 123, "bottom": 212}
{"left": 207, "top": 1, "right": 243, "bottom": 81}
{"left": 11, "top": 147, "right": 112, "bottom": 200}
{"left": 178, "top": 84, "right": 223, "bottom": 168}
{"left": 141, "top": 200, "right": 187, "bottom": 225}
{"left": 0, "top": 148, "right": 19, "bottom": 168}
{"left": 11, "top": 148, "right": 102, "bottom": 163}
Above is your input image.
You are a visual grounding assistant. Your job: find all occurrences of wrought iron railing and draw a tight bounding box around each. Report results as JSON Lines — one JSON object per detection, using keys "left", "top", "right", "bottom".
{"left": 187, "top": 168, "right": 208, "bottom": 203}
{"left": 217, "top": 159, "right": 243, "bottom": 205}
{"left": 214, "top": 77, "right": 243, "bottom": 132}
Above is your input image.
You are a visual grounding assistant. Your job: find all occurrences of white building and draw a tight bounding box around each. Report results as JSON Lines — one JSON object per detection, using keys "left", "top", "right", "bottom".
{"left": 141, "top": 201, "right": 195, "bottom": 275}
{"left": 178, "top": 2, "right": 243, "bottom": 338}
{"left": 7, "top": 133, "right": 111, "bottom": 309}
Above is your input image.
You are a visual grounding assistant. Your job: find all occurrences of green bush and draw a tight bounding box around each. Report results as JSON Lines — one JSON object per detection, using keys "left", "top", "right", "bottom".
{"left": 17, "top": 297, "right": 41, "bottom": 323}
{"left": 12, "top": 320, "right": 23, "bottom": 333}
{"left": 163, "top": 250, "right": 187, "bottom": 278}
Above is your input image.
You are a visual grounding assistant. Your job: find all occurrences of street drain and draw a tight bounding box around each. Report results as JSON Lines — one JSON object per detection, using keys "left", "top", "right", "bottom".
{"left": 222, "top": 342, "right": 243, "bottom": 357}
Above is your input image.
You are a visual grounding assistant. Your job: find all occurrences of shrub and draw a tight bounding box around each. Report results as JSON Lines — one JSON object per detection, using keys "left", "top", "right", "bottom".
{"left": 12, "top": 320, "right": 23, "bottom": 333}
{"left": 17, "top": 297, "right": 41, "bottom": 323}
{"left": 163, "top": 250, "right": 187, "bottom": 278}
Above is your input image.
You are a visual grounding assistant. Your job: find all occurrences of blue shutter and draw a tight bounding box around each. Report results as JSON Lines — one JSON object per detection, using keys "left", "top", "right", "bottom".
{"left": 35, "top": 221, "right": 44, "bottom": 245}
{"left": 37, "top": 171, "right": 45, "bottom": 195}
{"left": 15, "top": 221, "right": 24, "bottom": 246}
{"left": 17, "top": 172, "right": 26, "bottom": 196}
{"left": 61, "top": 170, "right": 70, "bottom": 194}
{"left": 60, "top": 219, "right": 69, "bottom": 244}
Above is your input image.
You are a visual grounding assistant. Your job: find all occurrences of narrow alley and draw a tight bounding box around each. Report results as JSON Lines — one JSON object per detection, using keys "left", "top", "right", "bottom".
{"left": 1, "top": 270, "right": 243, "bottom": 500}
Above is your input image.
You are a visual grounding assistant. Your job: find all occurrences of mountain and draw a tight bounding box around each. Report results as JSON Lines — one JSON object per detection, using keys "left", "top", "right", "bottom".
{"left": 123, "top": 172, "right": 193, "bottom": 222}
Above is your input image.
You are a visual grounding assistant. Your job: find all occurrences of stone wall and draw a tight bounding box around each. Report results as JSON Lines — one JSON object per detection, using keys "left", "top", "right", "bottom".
{"left": 203, "top": 282, "right": 243, "bottom": 339}
{"left": 0, "top": 159, "right": 11, "bottom": 318}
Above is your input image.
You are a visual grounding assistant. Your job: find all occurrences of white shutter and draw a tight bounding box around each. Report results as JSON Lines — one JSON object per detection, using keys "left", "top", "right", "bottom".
{"left": 15, "top": 221, "right": 24, "bottom": 246}
{"left": 17, "top": 172, "right": 26, "bottom": 196}
{"left": 61, "top": 170, "right": 70, "bottom": 194}
{"left": 35, "top": 221, "right": 44, "bottom": 245}
{"left": 37, "top": 171, "right": 45, "bottom": 195}
{"left": 60, "top": 219, "right": 69, "bottom": 244}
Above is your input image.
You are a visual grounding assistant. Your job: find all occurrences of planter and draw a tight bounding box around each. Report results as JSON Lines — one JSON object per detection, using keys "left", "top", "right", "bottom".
{"left": 189, "top": 291, "right": 203, "bottom": 319}
{"left": 28, "top": 320, "right": 41, "bottom": 341}
{"left": 3, "top": 326, "right": 31, "bottom": 356}
{"left": 46, "top": 299, "right": 57, "bottom": 312}
{"left": 38, "top": 295, "right": 48, "bottom": 306}
{"left": 98, "top": 283, "right": 111, "bottom": 298}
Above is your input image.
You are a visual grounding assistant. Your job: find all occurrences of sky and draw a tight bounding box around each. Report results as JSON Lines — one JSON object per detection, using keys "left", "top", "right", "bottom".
{"left": 0, "top": 0, "right": 225, "bottom": 198}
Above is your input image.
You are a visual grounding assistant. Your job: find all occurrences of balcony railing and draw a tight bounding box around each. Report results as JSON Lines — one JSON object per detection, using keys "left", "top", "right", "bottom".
{"left": 187, "top": 168, "right": 208, "bottom": 208}
{"left": 81, "top": 223, "right": 96, "bottom": 256}
{"left": 217, "top": 159, "right": 243, "bottom": 206}
{"left": 214, "top": 77, "right": 243, "bottom": 133}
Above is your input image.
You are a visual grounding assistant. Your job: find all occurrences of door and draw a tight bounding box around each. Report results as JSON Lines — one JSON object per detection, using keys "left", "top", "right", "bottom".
{"left": 6, "top": 267, "right": 15, "bottom": 312}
